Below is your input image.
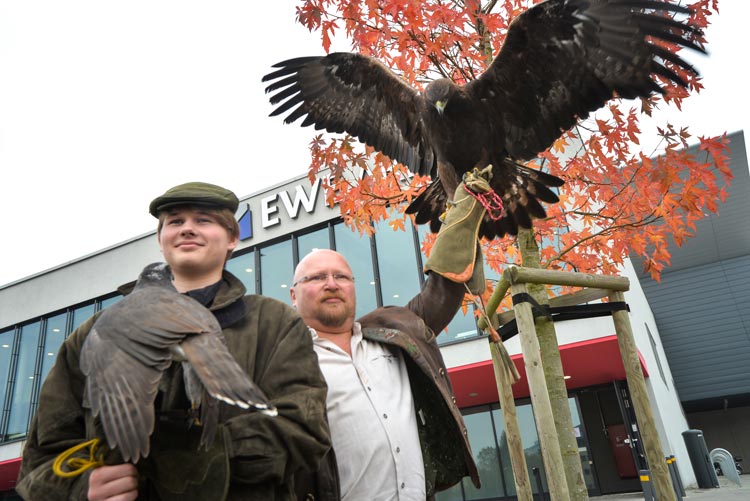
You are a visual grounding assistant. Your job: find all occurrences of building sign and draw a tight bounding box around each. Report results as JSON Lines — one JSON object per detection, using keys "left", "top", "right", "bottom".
{"left": 261, "top": 177, "right": 322, "bottom": 229}
{"left": 238, "top": 177, "right": 325, "bottom": 241}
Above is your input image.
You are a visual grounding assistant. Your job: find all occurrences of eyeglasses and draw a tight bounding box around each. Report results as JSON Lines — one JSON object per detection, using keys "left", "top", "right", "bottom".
{"left": 293, "top": 273, "right": 355, "bottom": 287}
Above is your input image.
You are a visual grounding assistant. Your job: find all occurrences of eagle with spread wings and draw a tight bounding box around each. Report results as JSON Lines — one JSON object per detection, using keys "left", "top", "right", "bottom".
{"left": 263, "top": 0, "right": 704, "bottom": 239}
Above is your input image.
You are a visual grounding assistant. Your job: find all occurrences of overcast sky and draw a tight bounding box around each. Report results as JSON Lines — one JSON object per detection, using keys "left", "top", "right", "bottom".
{"left": 0, "top": 1, "right": 747, "bottom": 287}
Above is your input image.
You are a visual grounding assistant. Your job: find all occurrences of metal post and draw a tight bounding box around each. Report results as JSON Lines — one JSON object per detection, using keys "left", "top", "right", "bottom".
{"left": 666, "top": 456, "right": 683, "bottom": 500}
{"left": 639, "top": 469, "right": 656, "bottom": 501}
{"left": 532, "top": 466, "right": 546, "bottom": 501}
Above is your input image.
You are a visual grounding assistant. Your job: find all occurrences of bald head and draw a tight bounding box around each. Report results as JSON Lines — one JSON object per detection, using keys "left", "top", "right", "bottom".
{"left": 291, "top": 249, "right": 357, "bottom": 336}
{"left": 294, "top": 249, "right": 352, "bottom": 284}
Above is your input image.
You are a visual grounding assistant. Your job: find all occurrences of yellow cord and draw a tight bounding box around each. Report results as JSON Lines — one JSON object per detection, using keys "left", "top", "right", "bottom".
{"left": 52, "top": 438, "right": 105, "bottom": 478}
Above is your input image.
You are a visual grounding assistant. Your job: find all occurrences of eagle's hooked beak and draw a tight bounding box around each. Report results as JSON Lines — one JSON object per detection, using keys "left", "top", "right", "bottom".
{"left": 434, "top": 100, "right": 446, "bottom": 116}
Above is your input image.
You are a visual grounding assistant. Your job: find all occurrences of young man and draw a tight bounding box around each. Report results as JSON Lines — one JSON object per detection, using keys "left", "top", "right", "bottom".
{"left": 291, "top": 169, "right": 494, "bottom": 500}
{"left": 17, "top": 182, "right": 330, "bottom": 501}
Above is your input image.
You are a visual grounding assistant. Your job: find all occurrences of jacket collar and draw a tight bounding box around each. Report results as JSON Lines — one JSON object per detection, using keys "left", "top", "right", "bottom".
{"left": 117, "top": 270, "right": 246, "bottom": 307}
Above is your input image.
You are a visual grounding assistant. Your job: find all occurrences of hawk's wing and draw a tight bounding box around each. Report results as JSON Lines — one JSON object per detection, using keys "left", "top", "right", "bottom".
{"left": 98, "top": 288, "right": 218, "bottom": 365}
{"left": 180, "top": 333, "right": 276, "bottom": 414}
{"left": 466, "top": 0, "right": 704, "bottom": 160}
{"left": 263, "top": 52, "right": 436, "bottom": 176}
{"left": 79, "top": 288, "right": 222, "bottom": 462}
{"left": 80, "top": 327, "right": 161, "bottom": 462}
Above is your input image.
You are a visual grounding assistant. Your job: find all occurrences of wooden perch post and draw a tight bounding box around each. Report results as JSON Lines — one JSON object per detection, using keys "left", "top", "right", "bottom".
{"left": 511, "top": 281, "right": 571, "bottom": 501}
{"left": 480, "top": 277, "right": 535, "bottom": 500}
{"left": 609, "top": 290, "right": 675, "bottom": 501}
{"left": 475, "top": 265, "right": 674, "bottom": 501}
{"left": 490, "top": 341, "right": 533, "bottom": 501}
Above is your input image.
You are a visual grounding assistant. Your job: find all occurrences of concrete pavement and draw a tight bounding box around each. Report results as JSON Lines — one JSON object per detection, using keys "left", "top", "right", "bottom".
{"left": 594, "top": 476, "right": 749, "bottom": 500}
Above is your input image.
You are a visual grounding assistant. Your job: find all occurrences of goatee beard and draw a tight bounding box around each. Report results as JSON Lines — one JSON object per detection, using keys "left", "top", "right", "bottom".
{"left": 317, "top": 309, "right": 350, "bottom": 329}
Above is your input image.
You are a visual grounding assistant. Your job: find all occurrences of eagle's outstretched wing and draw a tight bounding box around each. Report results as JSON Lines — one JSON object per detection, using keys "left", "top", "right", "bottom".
{"left": 263, "top": 53, "right": 435, "bottom": 176}
{"left": 467, "top": 0, "right": 704, "bottom": 160}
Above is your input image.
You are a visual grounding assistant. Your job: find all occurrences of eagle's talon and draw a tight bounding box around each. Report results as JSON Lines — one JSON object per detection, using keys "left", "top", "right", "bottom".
{"left": 463, "top": 165, "right": 493, "bottom": 194}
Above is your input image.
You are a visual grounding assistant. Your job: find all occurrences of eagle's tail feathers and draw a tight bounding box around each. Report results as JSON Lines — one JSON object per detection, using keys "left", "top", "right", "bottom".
{"left": 406, "top": 180, "right": 446, "bottom": 235}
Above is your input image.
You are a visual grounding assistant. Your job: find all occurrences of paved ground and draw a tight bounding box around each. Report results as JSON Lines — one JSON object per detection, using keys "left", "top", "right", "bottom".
{"left": 594, "top": 476, "right": 749, "bottom": 500}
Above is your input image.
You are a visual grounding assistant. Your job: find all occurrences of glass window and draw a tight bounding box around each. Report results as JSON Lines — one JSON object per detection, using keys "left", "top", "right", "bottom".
{"left": 435, "top": 481, "right": 462, "bottom": 501}
{"left": 99, "top": 295, "right": 122, "bottom": 311}
{"left": 5, "top": 321, "right": 41, "bottom": 439}
{"left": 297, "top": 226, "right": 332, "bottom": 260}
{"left": 462, "top": 407, "right": 504, "bottom": 500}
{"left": 40, "top": 313, "right": 66, "bottom": 385}
{"left": 260, "top": 239, "right": 293, "bottom": 304}
{"left": 437, "top": 308, "right": 480, "bottom": 345}
{"left": 334, "top": 223, "right": 377, "bottom": 318}
{"left": 492, "top": 405, "right": 524, "bottom": 498}
{"left": 0, "top": 329, "right": 14, "bottom": 421}
{"left": 515, "top": 402, "right": 548, "bottom": 494}
{"left": 70, "top": 303, "right": 96, "bottom": 335}
{"left": 226, "top": 250, "right": 257, "bottom": 294}
{"left": 569, "top": 396, "right": 597, "bottom": 491}
{"left": 374, "top": 217, "right": 420, "bottom": 307}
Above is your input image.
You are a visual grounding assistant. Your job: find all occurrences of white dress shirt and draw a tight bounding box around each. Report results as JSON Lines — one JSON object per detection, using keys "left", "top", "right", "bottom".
{"left": 311, "top": 323, "right": 426, "bottom": 500}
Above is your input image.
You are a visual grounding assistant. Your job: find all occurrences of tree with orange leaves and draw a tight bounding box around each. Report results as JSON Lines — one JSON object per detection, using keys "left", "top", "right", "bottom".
{"left": 287, "top": 0, "right": 728, "bottom": 284}
{"left": 279, "top": 1, "right": 727, "bottom": 499}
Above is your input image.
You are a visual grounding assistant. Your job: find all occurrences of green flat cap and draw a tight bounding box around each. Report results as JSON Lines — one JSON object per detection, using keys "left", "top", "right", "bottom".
{"left": 149, "top": 181, "right": 239, "bottom": 217}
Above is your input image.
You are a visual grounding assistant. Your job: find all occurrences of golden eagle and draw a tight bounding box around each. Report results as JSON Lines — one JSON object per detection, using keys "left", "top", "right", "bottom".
{"left": 263, "top": 0, "right": 704, "bottom": 239}
{"left": 80, "top": 262, "right": 277, "bottom": 462}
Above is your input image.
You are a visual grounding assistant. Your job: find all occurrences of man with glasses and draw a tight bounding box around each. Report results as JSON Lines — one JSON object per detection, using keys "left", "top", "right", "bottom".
{"left": 292, "top": 168, "right": 496, "bottom": 500}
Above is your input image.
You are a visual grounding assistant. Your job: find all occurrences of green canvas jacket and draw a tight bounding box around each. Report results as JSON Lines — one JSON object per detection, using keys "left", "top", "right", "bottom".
{"left": 17, "top": 271, "right": 330, "bottom": 501}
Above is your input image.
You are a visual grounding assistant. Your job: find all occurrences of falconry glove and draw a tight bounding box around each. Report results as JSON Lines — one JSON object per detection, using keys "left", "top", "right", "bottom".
{"left": 424, "top": 165, "right": 491, "bottom": 294}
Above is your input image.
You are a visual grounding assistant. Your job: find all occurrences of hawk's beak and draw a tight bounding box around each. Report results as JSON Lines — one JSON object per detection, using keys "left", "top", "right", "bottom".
{"left": 434, "top": 100, "right": 446, "bottom": 115}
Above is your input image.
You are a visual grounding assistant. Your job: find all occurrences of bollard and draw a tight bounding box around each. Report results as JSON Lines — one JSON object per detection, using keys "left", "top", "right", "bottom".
{"left": 667, "top": 455, "right": 686, "bottom": 498}
{"left": 640, "top": 469, "right": 656, "bottom": 501}
{"left": 666, "top": 457, "right": 682, "bottom": 501}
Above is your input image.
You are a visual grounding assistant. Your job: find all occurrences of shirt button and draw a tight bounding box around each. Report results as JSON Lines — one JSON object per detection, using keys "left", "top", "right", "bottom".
{"left": 396, "top": 447, "right": 401, "bottom": 453}
{"left": 367, "top": 386, "right": 372, "bottom": 391}
{"left": 401, "top": 482, "right": 405, "bottom": 489}
{"left": 383, "top": 413, "right": 388, "bottom": 419}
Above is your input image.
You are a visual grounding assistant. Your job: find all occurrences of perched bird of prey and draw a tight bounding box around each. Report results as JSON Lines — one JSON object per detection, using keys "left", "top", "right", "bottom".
{"left": 80, "top": 262, "right": 277, "bottom": 463}
{"left": 263, "top": 0, "right": 704, "bottom": 239}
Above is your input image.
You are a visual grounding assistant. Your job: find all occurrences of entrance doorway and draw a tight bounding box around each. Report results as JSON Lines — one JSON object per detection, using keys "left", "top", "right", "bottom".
{"left": 578, "top": 383, "right": 643, "bottom": 494}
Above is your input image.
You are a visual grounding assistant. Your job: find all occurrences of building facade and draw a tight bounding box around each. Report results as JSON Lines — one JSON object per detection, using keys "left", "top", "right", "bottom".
{"left": 3, "top": 140, "right": 738, "bottom": 498}
{"left": 631, "top": 130, "right": 750, "bottom": 474}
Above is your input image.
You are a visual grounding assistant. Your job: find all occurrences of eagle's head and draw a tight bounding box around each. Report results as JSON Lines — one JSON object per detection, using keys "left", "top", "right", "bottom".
{"left": 425, "top": 78, "right": 457, "bottom": 116}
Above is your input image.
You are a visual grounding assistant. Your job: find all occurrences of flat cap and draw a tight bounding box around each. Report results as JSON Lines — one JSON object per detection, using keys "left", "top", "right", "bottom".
{"left": 149, "top": 182, "right": 239, "bottom": 217}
